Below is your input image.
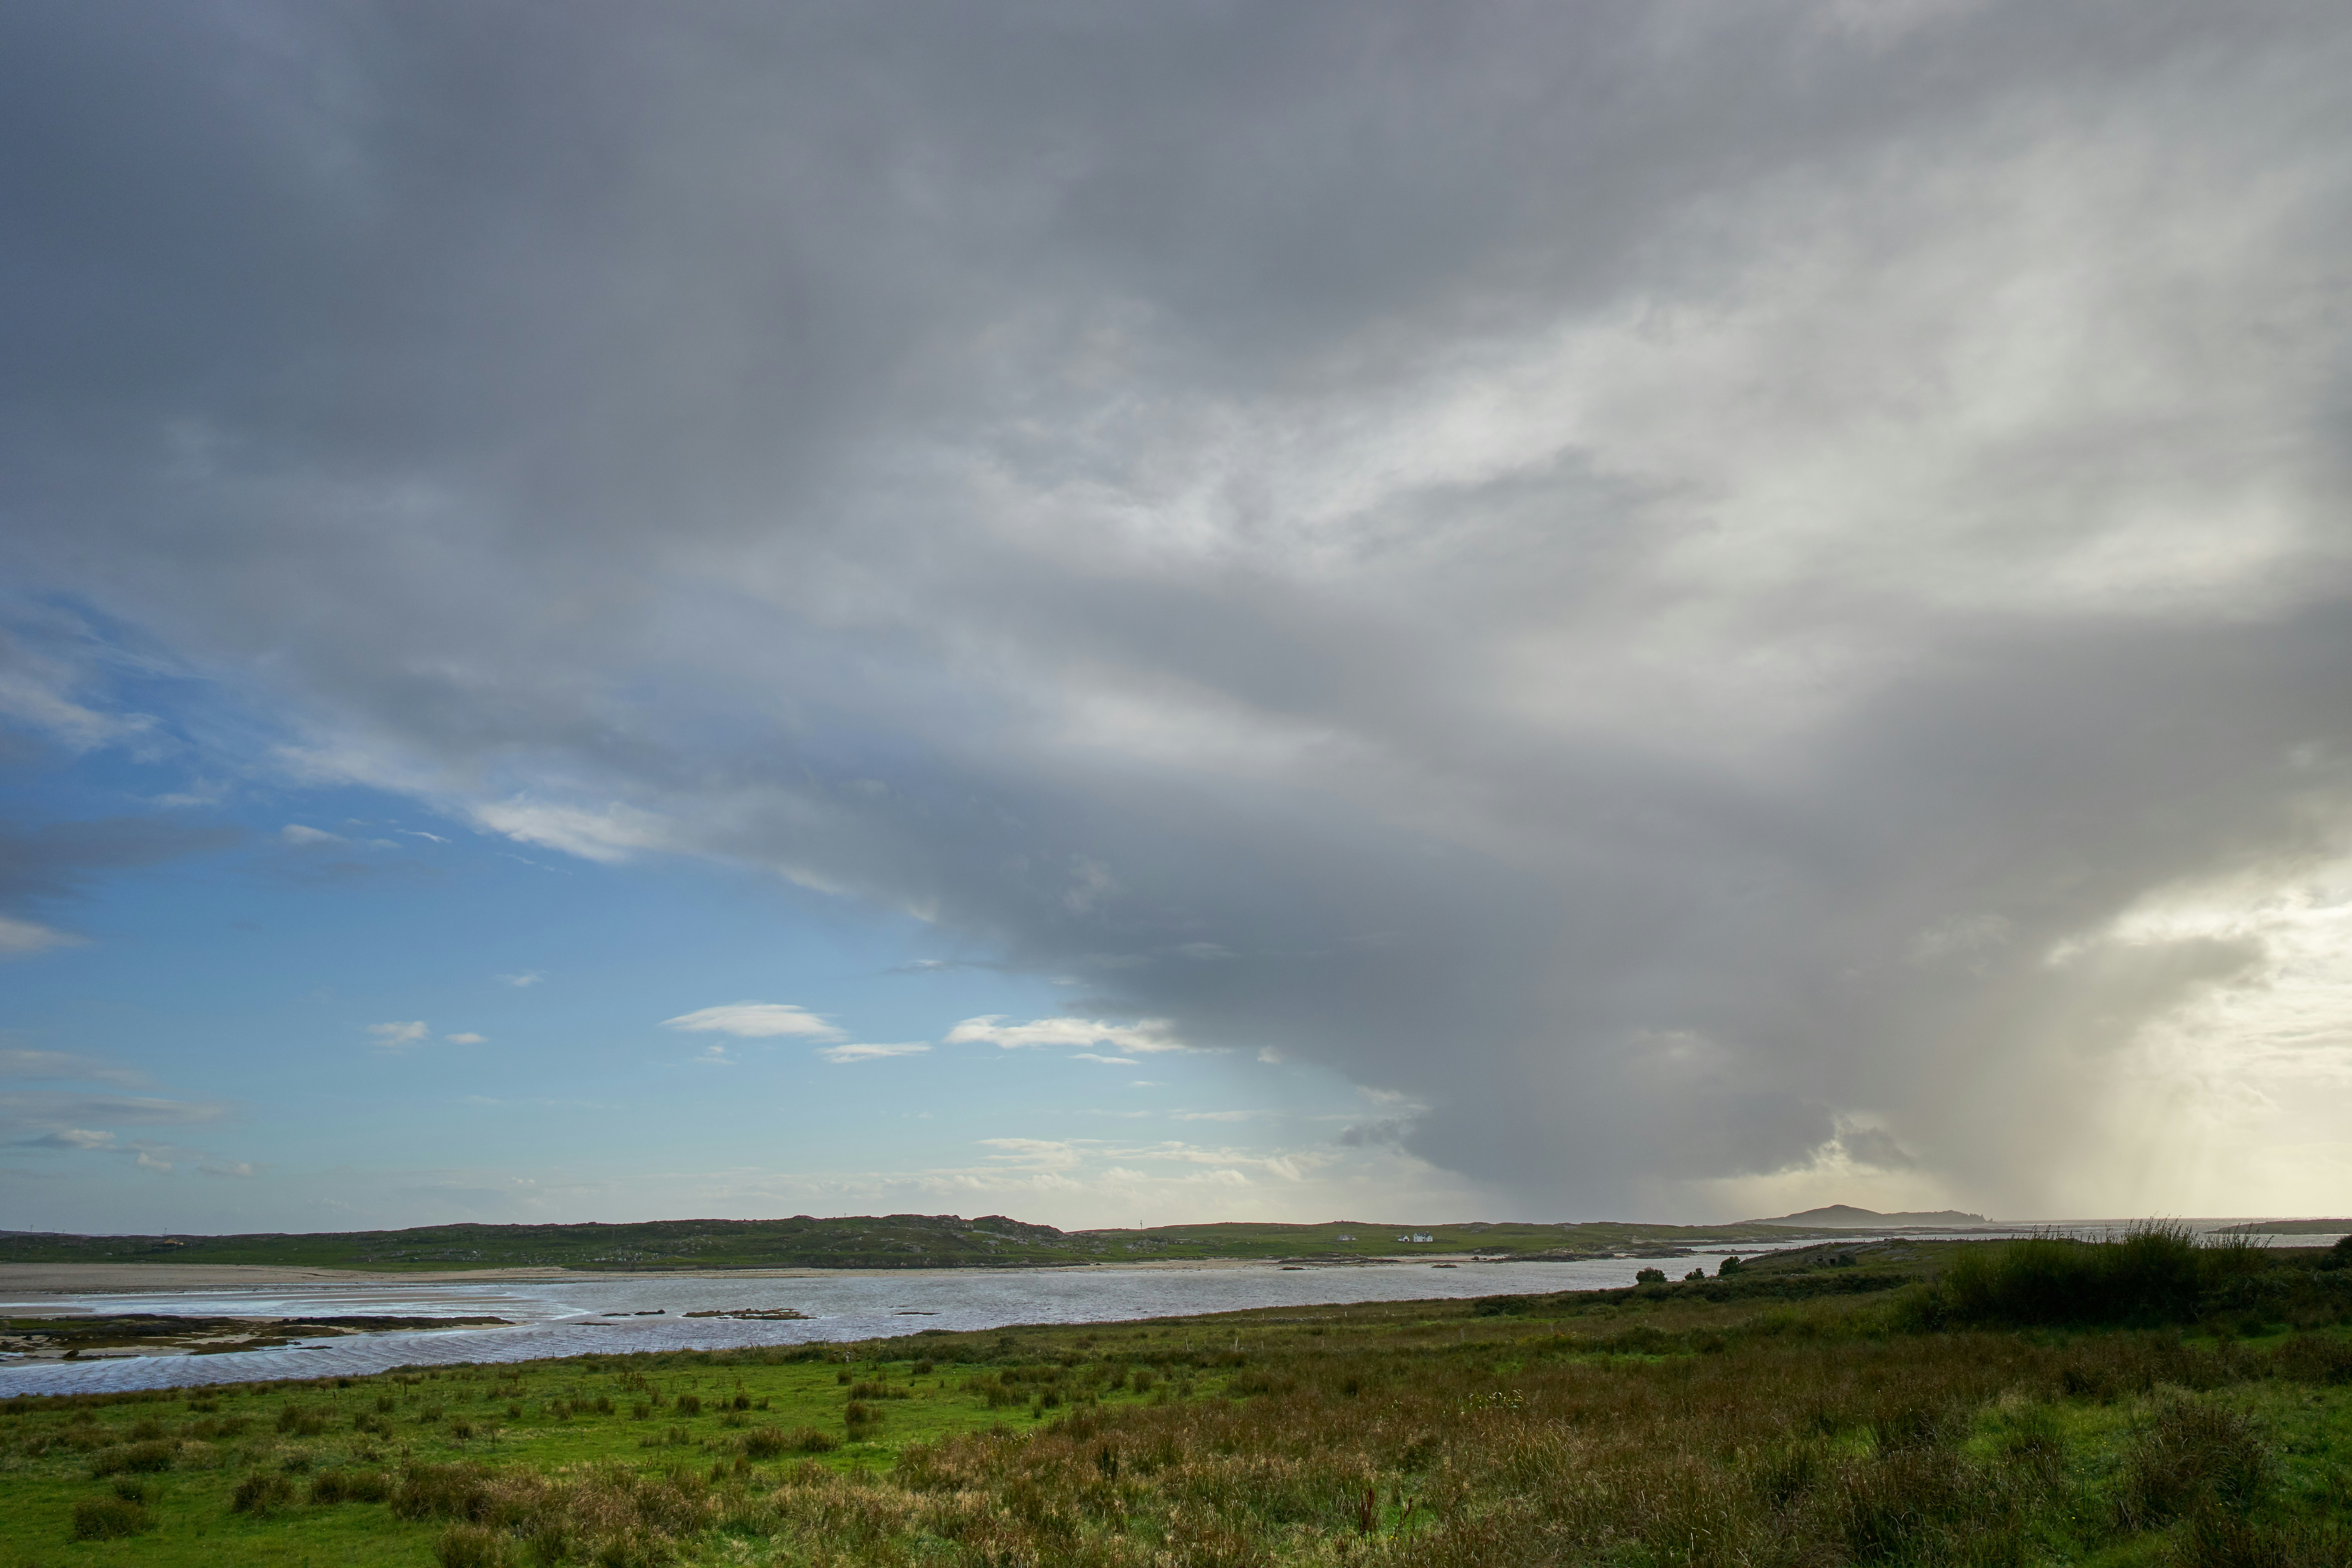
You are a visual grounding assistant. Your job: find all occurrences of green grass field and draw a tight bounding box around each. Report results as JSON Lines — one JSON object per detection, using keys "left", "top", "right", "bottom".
{"left": 4, "top": 1238, "right": 2349, "bottom": 1566}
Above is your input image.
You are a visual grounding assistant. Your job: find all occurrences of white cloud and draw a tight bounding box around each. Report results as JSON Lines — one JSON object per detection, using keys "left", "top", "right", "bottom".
{"left": 977, "top": 1137, "right": 1086, "bottom": 1170}
{"left": 472, "top": 797, "right": 671, "bottom": 864}
{"left": 445, "top": 1032, "right": 486, "bottom": 1045}
{"left": 0, "top": 1049, "right": 147, "bottom": 1086}
{"left": 41, "top": 1127, "right": 116, "bottom": 1149}
{"left": 1172, "top": 1109, "right": 1262, "bottom": 1122}
{"left": 0, "top": 915, "right": 82, "bottom": 956}
{"left": 280, "top": 824, "right": 343, "bottom": 846}
{"left": 662, "top": 1002, "right": 845, "bottom": 1040}
{"left": 945, "top": 1015, "right": 1190, "bottom": 1054}
{"left": 1072, "top": 1052, "right": 1138, "bottom": 1065}
{"left": 201, "top": 1160, "right": 256, "bottom": 1178}
{"left": 495, "top": 971, "right": 544, "bottom": 987}
{"left": 401, "top": 829, "right": 450, "bottom": 844}
{"left": 1256, "top": 1047, "right": 1284, "bottom": 1065}
{"left": 690, "top": 1044, "right": 731, "bottom": 1066}
{"left": 367, "top": 1020, "right": 431, "bottom": 1049}
{"left": 0, "top": 640, "right": 156, "bottom": 753}
{"left": 818, "top": 1042, "right": 931, "bottom": 1063}
{"left": 0, "top": 1093, "right": 228, "bottom": 1129}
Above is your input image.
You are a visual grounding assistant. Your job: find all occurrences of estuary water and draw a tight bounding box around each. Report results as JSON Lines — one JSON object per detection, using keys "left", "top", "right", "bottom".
{"left": 0, "top": 1249, "right": 1775, "bottom": 1397}
{"left": 4, "top": 1220, "right": 2333, "bottom": 1399}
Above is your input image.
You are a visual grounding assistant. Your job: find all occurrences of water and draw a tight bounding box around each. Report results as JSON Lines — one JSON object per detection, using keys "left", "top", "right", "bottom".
{"left": 5, "top": 1219, "right": 2332, "bottom": 1398}
{"left": 0, "top": 1248, "right": 1777, "bottom": 1397}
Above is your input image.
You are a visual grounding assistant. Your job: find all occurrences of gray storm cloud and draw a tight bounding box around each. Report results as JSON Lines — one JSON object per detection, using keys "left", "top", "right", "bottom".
{"left": 4, "top": 0, "right": 2351, "bottom": 1214}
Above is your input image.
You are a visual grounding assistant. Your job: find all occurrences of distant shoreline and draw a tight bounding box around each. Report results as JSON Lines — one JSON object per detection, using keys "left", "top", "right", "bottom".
{"left": 0, "top": 1256, "right": 1489, "bottom": 1293}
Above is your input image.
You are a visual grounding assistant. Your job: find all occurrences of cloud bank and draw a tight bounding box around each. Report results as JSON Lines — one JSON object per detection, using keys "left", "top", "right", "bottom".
{"left": 5, "top": 1, "right": 2352, "bottom": 1216}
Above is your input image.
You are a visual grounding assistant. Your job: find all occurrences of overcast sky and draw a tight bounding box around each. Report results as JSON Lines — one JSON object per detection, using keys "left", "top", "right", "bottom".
{"left": 4, "top": 1, "right": 2350, "bottom": 1234}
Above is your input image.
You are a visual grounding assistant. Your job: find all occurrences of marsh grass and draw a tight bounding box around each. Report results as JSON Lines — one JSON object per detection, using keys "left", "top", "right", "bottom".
{"left": 69, "top": 1493, "right": 151, "bottom": 1539}
{"left": 2, "top": 1246, "right": 2348, "bottom": 1565}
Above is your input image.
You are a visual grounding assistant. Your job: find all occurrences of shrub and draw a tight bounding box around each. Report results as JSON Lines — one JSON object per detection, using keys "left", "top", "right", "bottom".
{"left": 276, "top": 1405, "right": 329, "bottom": 1436}
{"left": 674, "top": 1393, "right": 702, "bottom": 1416}
{"left": 230, "top": 1470, "right": 297, "bottom": 1515}
{"left": 1635, "top": 1267, "right": 1667, "bottom": 1285}
{"left": 2274, "top": 1332, "right": 2352, "bottom": 1384}
{"left": 2115, "top": 1397, "right": 2276, "bottom": 1530}
{"left": 310, "top": 1467, "right": 393, "bottom": 1504}
{"left": 1939, "top": 1225, "right": 2257, "bottom": 1328}
{"left": 392, "top": 1463, "right": 493, "bottom": 1522}
{"left": 71, "top": 1495, "right": 152, "bottom": 1539}
{"left": 435, "top": 1522, "right": 516, "bottom": 1568}
{"left": 89, "top": 1438, "right": 177, "bottom": 1475}
{"left": 2169, "top": 1510, "right": 2352, "bottom": 1567}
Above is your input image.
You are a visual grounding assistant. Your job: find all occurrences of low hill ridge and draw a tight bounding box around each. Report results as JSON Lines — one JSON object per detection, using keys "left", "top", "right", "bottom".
{"left": 1753, "top": 1204, "right": 1989, "bottom": 1228}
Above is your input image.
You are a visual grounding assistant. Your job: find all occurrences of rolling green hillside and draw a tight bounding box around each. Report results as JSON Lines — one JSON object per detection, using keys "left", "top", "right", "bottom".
{"left": 0, "top": 1214, "right": 1829, "bottom": 1273}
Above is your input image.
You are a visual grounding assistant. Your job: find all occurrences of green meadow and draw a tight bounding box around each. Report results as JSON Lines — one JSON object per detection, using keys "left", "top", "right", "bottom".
{"left": 3, "top": 1234, "right": 2348, "bottom": 1566}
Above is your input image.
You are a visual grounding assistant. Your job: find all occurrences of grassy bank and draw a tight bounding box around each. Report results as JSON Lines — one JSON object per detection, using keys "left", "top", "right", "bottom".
{"left": 4, "top": 1240, "right": 2348, "bottom": 1566}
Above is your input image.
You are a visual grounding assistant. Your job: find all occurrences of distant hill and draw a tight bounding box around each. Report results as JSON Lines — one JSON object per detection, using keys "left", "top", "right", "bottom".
{"left": 1753, "top": 1204, "right": 1988, "bottom": 1229}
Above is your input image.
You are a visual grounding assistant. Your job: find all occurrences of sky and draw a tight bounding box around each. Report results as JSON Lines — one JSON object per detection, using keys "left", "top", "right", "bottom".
{"left": 4, "top": 1, "right": 2352, "bottom": 1236}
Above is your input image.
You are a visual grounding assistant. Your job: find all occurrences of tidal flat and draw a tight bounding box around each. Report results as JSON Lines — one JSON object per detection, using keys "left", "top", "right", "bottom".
{"left": 2, "top": 1235, "right": 2348, "bottom": 1567}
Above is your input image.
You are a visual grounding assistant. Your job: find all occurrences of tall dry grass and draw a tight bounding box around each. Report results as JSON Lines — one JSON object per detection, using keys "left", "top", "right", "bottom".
{"left": 397, "top": 1322, "right": 2349, "bottom": 1567}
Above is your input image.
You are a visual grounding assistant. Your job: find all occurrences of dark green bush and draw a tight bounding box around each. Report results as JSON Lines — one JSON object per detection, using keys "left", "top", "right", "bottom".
{"left": 1935, "top": 1225, "right": 2260, "bottom": 1327}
